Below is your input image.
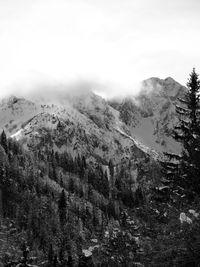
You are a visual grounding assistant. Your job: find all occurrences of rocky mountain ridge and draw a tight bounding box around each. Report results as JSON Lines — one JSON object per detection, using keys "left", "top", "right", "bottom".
{"left": 0, "top": 76, "right": 192, "bottom": 267}
{"left": 0, "top": 77, "right": 186, "bottom": 164}
{"left": 0, "top": 93, "right": 148, "bottom": 167}
{"left": 109, "top": 77, "right": 186, "bottom": 153}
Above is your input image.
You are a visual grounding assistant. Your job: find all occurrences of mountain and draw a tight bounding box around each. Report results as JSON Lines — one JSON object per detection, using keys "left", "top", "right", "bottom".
{"left": 0, "top": 89, "right": 159, "bottom": 266}
{"left": 0, "top": 76, "right": 196, "bottom": 267}
{"left": 0, "top": 77, "right": 186, "bottom": 166}
{"left": 109, "top": 77, "right": 186, "bottom": 153}
{"left": 0, "top": 95, "right": 41, "bottom": 135}
{"left": 0, "top": 92, "right": 150, "bottom": 167}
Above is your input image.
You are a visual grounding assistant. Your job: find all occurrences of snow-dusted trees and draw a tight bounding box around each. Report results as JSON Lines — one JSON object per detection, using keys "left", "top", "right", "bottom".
{"left": 160, "top": 68, "right": 200, "bottom": 200}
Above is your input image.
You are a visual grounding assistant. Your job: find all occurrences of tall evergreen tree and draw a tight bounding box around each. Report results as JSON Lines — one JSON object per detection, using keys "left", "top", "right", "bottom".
{"left": 58, "top": 189, "right": 67, "bottom": 228}
{"left": 159, "top": 68, "right": 200, "bottom": 200}
{"left": 108, "top": 159, "right": 114, "bottom": 178}
{"left": 48, "top": 244, "right": 54, "bottom": 266}
{"left": 0, "top": 130, "right": 8, "bottom": 154}
{"left": 177, "top": 69, "right": 200, "bottom": 196}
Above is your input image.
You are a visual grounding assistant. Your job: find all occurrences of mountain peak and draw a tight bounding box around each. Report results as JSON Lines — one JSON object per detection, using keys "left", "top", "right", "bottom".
{"left": 165, "top": 76, "right": 175, "bottom": 81}
{"left": 0, "top": 95, "right": 21, "bottom": 105}
{"left": 144, "top": 76, "right": 179, "bottom": 86}
{"left": 164, "top": 77, "right": 178, "bottom": 84}
{"left": 143, "top": 77, "right": 162, "bottom": 85}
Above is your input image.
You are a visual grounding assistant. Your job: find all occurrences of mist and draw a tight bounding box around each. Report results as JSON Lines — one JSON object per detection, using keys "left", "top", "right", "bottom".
{"left": 1, "top": 75, "right": 143, "bottom": 102}
{"left": 0, "top": 0, "right": 200, "bottom": 99}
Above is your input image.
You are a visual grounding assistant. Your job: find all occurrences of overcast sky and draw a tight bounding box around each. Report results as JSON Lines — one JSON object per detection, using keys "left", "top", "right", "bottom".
{"left": 0, "top": 0, "right": 200, "bottom": 98}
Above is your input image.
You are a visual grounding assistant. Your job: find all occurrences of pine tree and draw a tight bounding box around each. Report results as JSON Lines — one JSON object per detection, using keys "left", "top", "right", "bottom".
{"left": 178, "top": 69, "right": 200, "bottom": 196}
{"left": 0, "top": 130, "right": 8, "bottom": 154}
{"left": 48, "top": 244, "right": 54, "bottom": 266}
{"left": 57, "top": 120, "right": 63, "bottom": 131}
{"left": 159, "top": 68, "right": 200, "bottom": 201}
{"left": 69, "top": 177, "right": 75, "bottom": 193}
{"left": 108, "top": 159, "right": 114, "bottom": 178}
{"left": 53, "top": 255, "right": 58, "bottom": 267}
{"left": 52, "top": 163, "right": 58, "bottom": 182}
{"left": 58, "top": 189, "right": 67, "bottom": 228}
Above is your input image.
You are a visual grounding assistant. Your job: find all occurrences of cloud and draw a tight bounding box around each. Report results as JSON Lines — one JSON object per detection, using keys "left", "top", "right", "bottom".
{"left": 0, "top": 0, "right": 200, "bottom": 98}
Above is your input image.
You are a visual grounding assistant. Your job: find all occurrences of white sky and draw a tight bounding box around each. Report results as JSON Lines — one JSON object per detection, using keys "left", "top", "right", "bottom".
{"left": 0, "top": 0, "right": 200, "bottom": 98}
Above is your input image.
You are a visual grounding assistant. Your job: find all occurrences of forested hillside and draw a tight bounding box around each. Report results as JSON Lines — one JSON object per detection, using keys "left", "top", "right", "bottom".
{"left": 0, "top": 126, "right": 158, "bottom": 266}
{"left": 1, "top": 70, "right": 200, "bottom": 266}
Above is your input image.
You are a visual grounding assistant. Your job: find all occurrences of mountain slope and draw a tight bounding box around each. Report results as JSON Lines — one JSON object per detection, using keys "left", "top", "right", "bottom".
{"left": 110, "top": 77, "right": 186, "bottom": 153}
{"left": 0, "top": 96, "right": 41, "bottom": 136}
{"left": 0, "top": 77, "right": 186, "bottom": 163}
{"left": 0, "top": 78, "right": 188, "bottom": 266}
{"left": 0, "top": 92, "right": 149, "bottom": 166}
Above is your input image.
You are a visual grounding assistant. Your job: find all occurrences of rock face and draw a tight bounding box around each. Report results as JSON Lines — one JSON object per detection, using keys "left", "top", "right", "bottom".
{"left": 109, "top": 77, "right": 186, "bottom": 153}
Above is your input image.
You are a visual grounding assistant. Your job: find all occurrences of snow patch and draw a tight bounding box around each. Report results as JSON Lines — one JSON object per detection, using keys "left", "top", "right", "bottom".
{"left": 179, "top": 212, "right": 192, "bottom": 224}
{"left": 82, "top": 245, "right": 99, "bottom": 257}
{"left": 115, "top": 126, "right": 158, "bottom": 159}
{"left": 189, "top": 209, "right": 199, "bottom": 218}
{"left": 10, "top": 129, "right": 23, "bottom": 141}
{"left": 82, "top": 249, "right": 92, "bottom": 257}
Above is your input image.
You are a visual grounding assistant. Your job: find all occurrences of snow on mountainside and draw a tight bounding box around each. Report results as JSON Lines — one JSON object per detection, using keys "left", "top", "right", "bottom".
{"left": 0, "top": 76, "right": 185, "bottom": 163}
{"left": 0, "top": 91, "right": 148, "bottom": 165}
{"left": 0, "top": 96, "right": 42, "bottom": 135}
{"left": 109, "top": 77, "right": 186, "bottom": 153}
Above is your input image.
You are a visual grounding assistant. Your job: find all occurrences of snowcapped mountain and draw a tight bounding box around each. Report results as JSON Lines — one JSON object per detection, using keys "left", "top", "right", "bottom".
{"left": 0, "top": 76, "right": 186, "bottom": 164}
{"left": 0, "top": 95, "right": 42, "bottom": 136}
{"left": 109, "top": 77, "right": 186, "bottom": 153}
{"left": 0, "top": 91, "right": 149, "bottom": 166}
